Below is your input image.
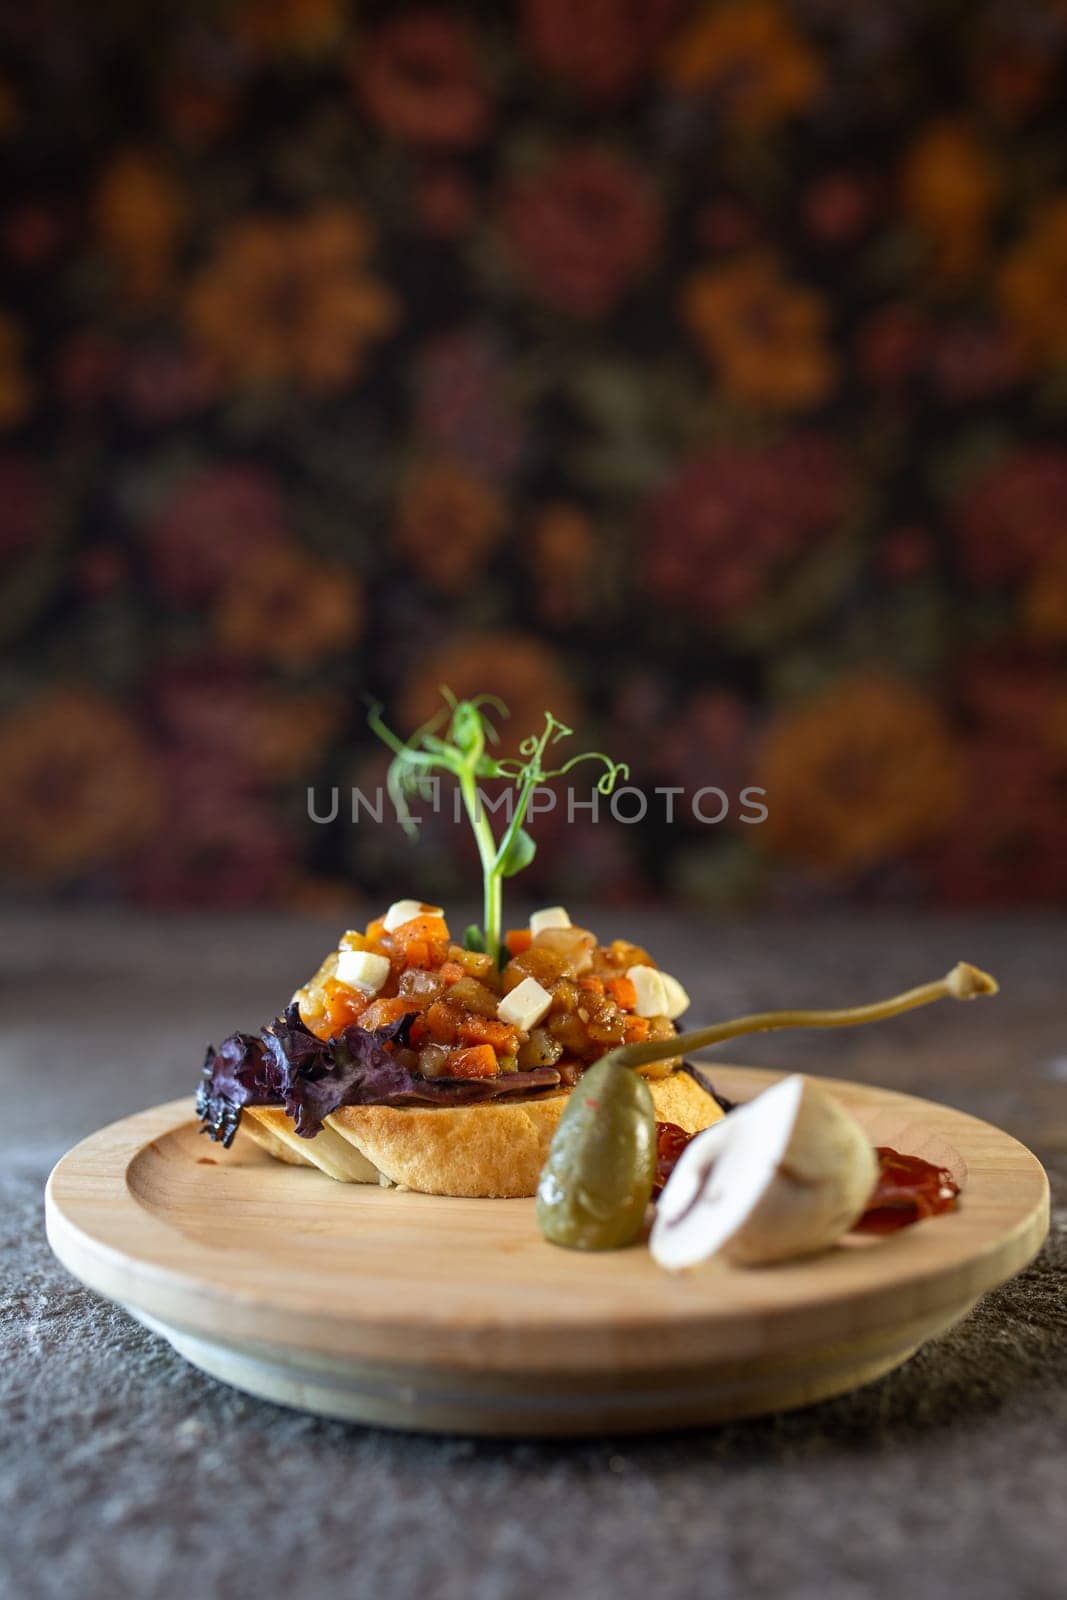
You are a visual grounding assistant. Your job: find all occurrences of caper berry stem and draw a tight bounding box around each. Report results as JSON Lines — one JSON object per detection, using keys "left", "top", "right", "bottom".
{"left": 605, "top": 962, "right": 999, "bottom": 1073}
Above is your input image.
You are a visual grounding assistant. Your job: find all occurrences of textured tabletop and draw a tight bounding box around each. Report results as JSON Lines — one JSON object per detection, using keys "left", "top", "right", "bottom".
{"left": 1, "top": 907, "right": 1064, "bottom": 1600}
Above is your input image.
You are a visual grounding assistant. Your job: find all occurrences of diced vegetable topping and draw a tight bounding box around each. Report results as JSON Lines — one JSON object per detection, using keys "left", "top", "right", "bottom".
{"left": 291, "top": 906, "right": 681, "bottom": 1084}
{"left": 445, "top": 1044, "right": 500, "bottom": 1079}
{"left": 606, "top": 975, "right": 637, "bottom": 1010}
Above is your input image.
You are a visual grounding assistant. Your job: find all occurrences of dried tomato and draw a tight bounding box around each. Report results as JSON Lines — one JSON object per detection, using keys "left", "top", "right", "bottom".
{"left": 652, "top": 1120, "right": 694, "bottom": 1196}
{"left": 853, "top": 1146, "right": 960, "bottom": 1233}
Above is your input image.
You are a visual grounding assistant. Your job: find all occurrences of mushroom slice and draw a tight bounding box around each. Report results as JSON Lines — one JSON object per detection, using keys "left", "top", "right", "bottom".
{"left": 651, "top": 1075, "right": 878, "bottom": 1271}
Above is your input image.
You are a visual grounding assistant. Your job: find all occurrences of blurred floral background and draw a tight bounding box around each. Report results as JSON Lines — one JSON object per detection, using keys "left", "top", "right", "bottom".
{"left": 1, "top": 0, "right": 1066, "bottom": 914}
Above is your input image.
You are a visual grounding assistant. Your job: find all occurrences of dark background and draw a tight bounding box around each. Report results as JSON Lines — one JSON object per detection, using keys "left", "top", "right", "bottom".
{"left": 2, "top": 0, "right": 1066, "bottom": 916}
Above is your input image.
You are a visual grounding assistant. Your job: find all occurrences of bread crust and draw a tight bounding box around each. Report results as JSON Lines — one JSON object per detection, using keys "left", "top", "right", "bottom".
{"left": 243, "top": 1069, "right": 723, "bottom": 1198}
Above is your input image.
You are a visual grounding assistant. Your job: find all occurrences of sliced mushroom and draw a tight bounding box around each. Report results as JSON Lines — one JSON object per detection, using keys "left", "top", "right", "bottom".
{"left": 650, "top": 1075, "right": 878, "bottom": 1270}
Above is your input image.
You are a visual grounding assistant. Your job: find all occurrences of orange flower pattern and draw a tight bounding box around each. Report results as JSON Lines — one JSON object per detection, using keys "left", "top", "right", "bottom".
{"left": 93, "top": 149, "right": 187, "bottom": 305}
{"left": 998, "top": 197, "right": 1067, "bottom": 365}
{"left": 661, "top": 0, "right": 821, "bottom": 130}
{"left": 0, "top": 314, "right": 33, "bottom": 431}
{"left": 899, "top": 120, "right": 1000, "bottom": 283}
{"left": 392, "top": 460, "right": 506, "bottom": 594}
{"left": 213, "top": 544, "right": 365, "bottom": 668}
{"left": 0, "top": 689, "right": 163, "bottom": 882}
{"left": 755, "top": 679, "right": 963, "bottom": 876}
{"left": 186, "top": 208, "right": 398, "bottom": 393}
{"left": 683, "top": 254, "right": 836, "bottom": 411}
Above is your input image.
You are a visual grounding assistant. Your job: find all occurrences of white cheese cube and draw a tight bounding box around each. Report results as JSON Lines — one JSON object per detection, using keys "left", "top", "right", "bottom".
{"left": 529, "top": 905, "right": 572, "bottom": 937}
{"left": 335, "top": 949, "right": 391, "bottom": 995}
{"left": 626, "top": 964, "right": 669, "bottom": 1019}
{"left": 382, "top": 899, "right": 442, "bottom": 932}
{"left": 659, "top": 972, "right": 691, "bottom": 1021}
{"left": 497, "top": 976, "right": 553, "bottom": 1032}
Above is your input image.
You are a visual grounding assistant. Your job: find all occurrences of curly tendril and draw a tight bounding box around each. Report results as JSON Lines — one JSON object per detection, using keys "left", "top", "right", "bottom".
{"left": 368, "top": 692, "right": 627, "bottom": 964}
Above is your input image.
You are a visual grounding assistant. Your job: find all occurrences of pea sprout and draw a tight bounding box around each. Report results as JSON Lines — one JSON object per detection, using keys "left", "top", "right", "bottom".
{"left": 368, "top": 690, "right": 628, "bottom": 965}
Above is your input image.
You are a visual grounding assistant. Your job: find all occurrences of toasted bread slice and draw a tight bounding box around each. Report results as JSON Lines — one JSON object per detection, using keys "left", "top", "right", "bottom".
{"left": 242, "top": 1069, "right": 723, "bottom": 1198}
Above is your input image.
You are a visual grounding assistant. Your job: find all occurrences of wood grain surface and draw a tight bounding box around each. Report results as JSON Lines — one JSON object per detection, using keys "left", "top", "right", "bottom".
{"left": 44, "top": 1066, "right": 1050, "bottom": 1434}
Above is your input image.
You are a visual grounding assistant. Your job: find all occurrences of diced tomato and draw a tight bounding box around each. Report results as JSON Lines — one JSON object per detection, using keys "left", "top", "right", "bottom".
{"left": 444, "top": 1044, "right": 500, "bottom": 1079}
{"left": 505, "top": 927, "right": 533, "bottom": 956}
{"left": 623, "top": 1015, "right": 650, "bottom": 1044}
{"left": 578, "top": 976, "right": 605, "bottom": 996}
{"left": 438, "top": 961, "right": 465, "bottom": 985}
{"left": 358, "top": 995, "right": 418, "bottom": 1032}
{"left": 653, "top": 1122, "right": 695, "bottom": 1197}
{"left": 607, "top": 976, "right": 638, "bottom": 1010}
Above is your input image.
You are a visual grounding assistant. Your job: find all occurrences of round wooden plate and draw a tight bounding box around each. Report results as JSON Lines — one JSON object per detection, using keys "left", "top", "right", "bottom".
{"left": 45, "top": 1067, "right": 1049, "bottom": 1436}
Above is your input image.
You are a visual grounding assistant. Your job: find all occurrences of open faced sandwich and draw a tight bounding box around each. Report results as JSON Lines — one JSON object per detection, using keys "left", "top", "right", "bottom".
{"left": 198, "top": 901, "right": 726, "bottom": 1197}
{"left": 196, "top": 691, "right": 999, "bottom": 1260}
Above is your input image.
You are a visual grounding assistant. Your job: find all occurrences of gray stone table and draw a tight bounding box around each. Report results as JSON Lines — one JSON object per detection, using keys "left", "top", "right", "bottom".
{"left": 1, "top": 907, "right": 1064, "bottom": 1600}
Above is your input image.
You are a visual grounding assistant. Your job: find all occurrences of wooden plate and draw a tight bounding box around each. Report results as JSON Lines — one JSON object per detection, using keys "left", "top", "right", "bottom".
{"left": 45, "top": 1067, "right": 1049, "bottom": 1436}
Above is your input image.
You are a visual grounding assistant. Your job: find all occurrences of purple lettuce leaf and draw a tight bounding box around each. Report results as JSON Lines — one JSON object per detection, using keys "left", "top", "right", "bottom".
{"left": 198, "top": 1003, "right": 562, "bottom": 1145}
{"left": 196, "top": 1031, "right": 275, "bottom": 1148}
{"left": 261, "top": 1004, "right": 422, "bottom": 1137}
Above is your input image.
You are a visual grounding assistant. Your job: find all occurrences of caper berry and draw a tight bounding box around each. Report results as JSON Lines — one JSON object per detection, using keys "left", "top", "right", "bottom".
{"left": 536, "top": 1057, "right": 656, "bottom": 1250}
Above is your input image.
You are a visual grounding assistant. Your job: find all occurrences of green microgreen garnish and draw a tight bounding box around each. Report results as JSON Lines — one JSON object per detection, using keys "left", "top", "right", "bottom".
{"left": 368, "top": 690, "right": 628, "bottom": 965}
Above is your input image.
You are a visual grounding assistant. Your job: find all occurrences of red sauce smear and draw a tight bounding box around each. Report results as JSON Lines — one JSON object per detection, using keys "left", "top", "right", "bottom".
{"left": 653, "top": 1121, "right": 694, "bottom": 1197}
{"left": 652, "top": 1125, "right": 960, "bottom": 1235}
{"left": 853, "top": 1146, "right": 960, "bottom": 1233}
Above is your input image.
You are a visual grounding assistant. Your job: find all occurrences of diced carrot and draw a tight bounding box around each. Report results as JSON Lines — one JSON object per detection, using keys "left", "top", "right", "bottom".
{"left": 392, "top": 914, "right": 450, "bottom": 952}
{"left": 422, "top": 1000, "right": 518, "bottom": 1052}
{"left": 505, "top": 928, "right": 533, "bottom": 956}
{"left": 607, "top": 976, "right": 638, "bottom": 1010}
{"left": 319, "top": 978, "right": 369, "bottom": 1038}
{"left": 578, "top": 976, "right": 606, "bottom": 995}
{"left": 358, "top": 995, "right": 418, "bottom": 1032}
{"left": 365, "top": 917, "right": 387, "bottom": 943}
{"left": 403, "top": 939, "right": 430, "bottom": 969}
{"left": 623, "top": 1015, "right": 650, "bottom": 1044}
{"left": 444, "top": 1044, "right": 500, "bottom": 1079}
{"left": 439, "top": 961, "right": 465, "bottom": 985}
{"left": 454, "top": 1013, "right": 519, "bottom": 1052}
{"left": 423, "top": 1000, "right": 458, "bottom": 1044}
